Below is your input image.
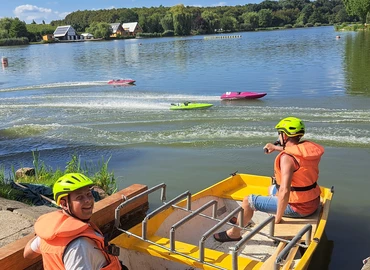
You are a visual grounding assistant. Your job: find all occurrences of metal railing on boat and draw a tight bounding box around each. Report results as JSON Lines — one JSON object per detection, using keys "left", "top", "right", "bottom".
{"left": 114, "top": 183, "right": 314, "bottom": 270}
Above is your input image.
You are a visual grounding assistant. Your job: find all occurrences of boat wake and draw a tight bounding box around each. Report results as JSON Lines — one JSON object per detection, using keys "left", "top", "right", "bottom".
{"left": 0, "top": 81, "right": 108, "bottom": 92}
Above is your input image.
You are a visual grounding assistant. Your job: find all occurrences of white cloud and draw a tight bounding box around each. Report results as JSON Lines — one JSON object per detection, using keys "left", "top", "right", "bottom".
{"left": 213, "top": 2, "right": 227, "bottom": 6}
{"left": 13, "top": 4, "right": 69, "bottom": 23}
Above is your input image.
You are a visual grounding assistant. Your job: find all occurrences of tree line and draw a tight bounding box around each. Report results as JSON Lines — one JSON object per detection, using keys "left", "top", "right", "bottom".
{"left": 0, "top": 0, "right": 369, "bottom": 44}
{"left": 50, "top": 0, "right": 359, "bottom": 36}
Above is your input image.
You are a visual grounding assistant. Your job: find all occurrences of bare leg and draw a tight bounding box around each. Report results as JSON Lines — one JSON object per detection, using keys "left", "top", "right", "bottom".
{"left": 226, "top": 196, "right": 254, "bottom": 238}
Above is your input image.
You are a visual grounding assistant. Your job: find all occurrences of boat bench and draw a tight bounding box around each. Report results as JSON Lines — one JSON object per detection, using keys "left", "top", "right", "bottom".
{"left": 226, "top": 185, "right": 322, "bottom": 240}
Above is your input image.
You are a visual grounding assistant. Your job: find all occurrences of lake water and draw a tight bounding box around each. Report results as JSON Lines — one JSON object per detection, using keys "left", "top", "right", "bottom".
{"left": 1, "top": 26, "right": 370, "bottom": 269}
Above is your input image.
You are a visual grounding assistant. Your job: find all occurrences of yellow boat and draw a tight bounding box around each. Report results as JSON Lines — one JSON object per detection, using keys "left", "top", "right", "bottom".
{"left": 112, "top": 173, "right": 334, "bottom": 270}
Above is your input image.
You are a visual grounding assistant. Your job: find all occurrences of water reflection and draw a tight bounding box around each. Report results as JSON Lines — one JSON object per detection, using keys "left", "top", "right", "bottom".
{"left": 308, "top": 231, "right": 334, "bottom": 270}
{"left": 344, "top": 31, "right": 370, "bottom": 96}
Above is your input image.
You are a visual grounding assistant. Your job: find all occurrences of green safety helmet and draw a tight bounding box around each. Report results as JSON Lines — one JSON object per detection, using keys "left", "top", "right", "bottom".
{"left": 53, "top": 173, "right": 94, "bottom": 205}
{"left": 275, "top": 117, "right": 305, "bottom": 137}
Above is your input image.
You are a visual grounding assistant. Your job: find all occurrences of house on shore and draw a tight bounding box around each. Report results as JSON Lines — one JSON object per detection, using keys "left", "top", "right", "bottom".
{"left": 110, "top": 23, "right": 127, "bottom": 38}
{"left": 42, "top": 34, "right": 54, "bottom": 41}
{"left": 122, "top": 22, "right": 143, "bottom": 36}
{"left": 81, "top": 33, "right": 94, "bottom": 39}
{"left": 53, "top": 25, "right": 80, "bottom": 41}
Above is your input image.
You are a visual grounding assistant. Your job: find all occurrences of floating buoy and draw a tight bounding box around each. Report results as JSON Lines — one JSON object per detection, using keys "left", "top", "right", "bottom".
{"left": 204, "top": 35, "right": 242, "bottom": 40}
{"left": 2, "top": 57, "right": 8, "bottom": 67}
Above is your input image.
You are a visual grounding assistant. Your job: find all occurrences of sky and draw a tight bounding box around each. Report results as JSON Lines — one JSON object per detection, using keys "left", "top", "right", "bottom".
{"left": 0, "top": 0, "right": 261, "bottom": 24}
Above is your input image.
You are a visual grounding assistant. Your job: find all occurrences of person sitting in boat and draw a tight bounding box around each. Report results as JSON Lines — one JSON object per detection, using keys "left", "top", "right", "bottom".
{"left": 24, "top": 173, "right": 126, "bottom": 269}
{"left": 214, "top": 117, "right": 324, "bottom": 242}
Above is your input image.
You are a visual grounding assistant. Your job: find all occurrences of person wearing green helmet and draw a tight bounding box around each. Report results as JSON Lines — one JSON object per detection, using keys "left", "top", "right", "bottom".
{"left": 214, "top": 117, "right": 324, "bottom": 242}
{"left": 23, "top": 173, "right": 124, "bottom": 269}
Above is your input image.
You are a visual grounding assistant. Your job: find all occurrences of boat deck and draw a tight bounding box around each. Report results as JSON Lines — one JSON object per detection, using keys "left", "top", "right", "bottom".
{"left": 111, "top": 175, "right": 332, "bottom": 270}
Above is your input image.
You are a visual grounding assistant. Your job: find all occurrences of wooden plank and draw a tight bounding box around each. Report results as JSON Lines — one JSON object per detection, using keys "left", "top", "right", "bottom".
{"left": 260, "top": 241, "right": 286, "bottom": 270}
{"left": 274, "top": 207, "right": 321, "bottom": 239}
{"left": 281, "top": 245, "right": 299, "bottom": 270}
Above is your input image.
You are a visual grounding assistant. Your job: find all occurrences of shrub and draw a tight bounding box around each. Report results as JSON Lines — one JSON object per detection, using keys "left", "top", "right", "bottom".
{"left": 0, "top": 37, "right": 29, "bottom": 46}
{"left": 162, "top": 30, "right": 175, "bottom": 37}
{"left": 0, "top": 151, "right": 118, "bottom": 203}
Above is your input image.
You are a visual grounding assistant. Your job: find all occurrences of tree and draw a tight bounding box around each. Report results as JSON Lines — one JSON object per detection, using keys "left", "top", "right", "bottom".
{"left": 220, "top": 15, "right": 238, "bottom": 31}
{"left": 202, "top": 11, "right": 220, "bottom": 33}
{"left": 241, "top": 12, "right": 259, "bottom": 29}
{"left": 192, "top": 15, "right": 209, "bottom": 34}
{"left": 42, "top": 20, "right": 45, "bottom": 24}
{"left": 0, "top": 18, "right": 13, "bottom": 35}
{"left": 86, "top": 22, "right": 112, "bottom": 39}
{"left": 31, "top": 20, "right": 36, "bottom": 24}
{"left": 9, "top": 18, "right": 29, "bottom": 38}
{"left": 170, "top": 4, "right": 192, "bottom": 35}
{"left": 258, "top": 9, "right": 273, "bottom": 27}
{"left": 343, "top": 0, "right": 370, "bottom": 23}
{"left": 160, "top": 13, "right": 174, "bottom": 31}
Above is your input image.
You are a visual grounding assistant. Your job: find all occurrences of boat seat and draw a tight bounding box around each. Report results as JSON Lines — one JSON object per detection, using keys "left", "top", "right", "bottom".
{"left": 224, "top": 184, "right": 322, "bottom": 240}
{"left": 274, "top": 208, "right": 320, "bottom": 240}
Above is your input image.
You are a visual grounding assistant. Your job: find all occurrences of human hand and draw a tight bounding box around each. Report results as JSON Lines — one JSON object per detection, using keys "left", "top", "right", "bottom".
{"left": 263, "top": 143, "right": 275, "bottom": 154}
{"left": 275, "top": 216, "right": 282, "bottom": 224}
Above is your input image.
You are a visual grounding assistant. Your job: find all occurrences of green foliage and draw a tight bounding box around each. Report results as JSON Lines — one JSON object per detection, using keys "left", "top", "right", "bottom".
{"left": 202, "top": 10, "right": 220, "bottom": 33}
{"left": 162, "top": 30, "right": 175, "bottom": 37}
{"left": 0, "top": 165, "right": 4, "bottom": 184}
{"left": 91, "top": 157, "right": 117, "bottom": 195}
{"left": 160, "top": 13, "right": 174, "bottom": 31}
{"left": 241, "top": 12, "right": 259, "bottom": 29}
{"left": 26, "top": 24, "right": 55, "bottom": 36}
{"left": 0, "top": 37, "right": 29, "bottom": 46}
{"left": 343, "top": 0, "right": 370, "bottom": 23}
{"left": 0, "top": 1, "right": 364, "bottom": 41}
{"left": 258, "top": 9, "right": 273, "bottom": 28}
{"left": 86, "top": 22, "right": 112, "bottom": 39}
{"left": 0, "top": 151, "right": 118, "bottom": 203}
{"left": 136, "top": 32, "right": 162, "bottom": 38}
{"left": 9, "top": 18, "right": 28, "bottom": 38}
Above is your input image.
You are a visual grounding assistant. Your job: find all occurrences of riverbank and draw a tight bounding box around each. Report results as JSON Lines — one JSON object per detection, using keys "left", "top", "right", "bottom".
{"left": 0, "top": 197, "right": 55, "bottom": 248}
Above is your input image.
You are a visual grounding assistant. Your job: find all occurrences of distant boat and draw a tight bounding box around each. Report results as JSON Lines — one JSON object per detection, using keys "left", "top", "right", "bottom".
{"left": 221, "top": 91, "right": 267, "bottom": 100}
{"left": 108, "top": 79, "right": 135, "bottom": 85}
{"left": 170, "top": 102, "right": 213, "bottom": 110}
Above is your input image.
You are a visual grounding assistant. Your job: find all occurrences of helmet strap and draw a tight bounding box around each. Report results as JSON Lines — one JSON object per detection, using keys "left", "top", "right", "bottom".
{"left": 278, "top": 132, "right": 287, "bottom": 149}
{"left": 64, "top": 196, "right": 90, "bottom": 223}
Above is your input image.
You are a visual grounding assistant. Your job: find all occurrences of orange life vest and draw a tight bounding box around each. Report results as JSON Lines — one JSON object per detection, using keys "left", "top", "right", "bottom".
{"left": 34, "top": 210, "right": 121, "bottom": 270}
{"left": 274, "top": 141, "right": 324, "bottom": 203}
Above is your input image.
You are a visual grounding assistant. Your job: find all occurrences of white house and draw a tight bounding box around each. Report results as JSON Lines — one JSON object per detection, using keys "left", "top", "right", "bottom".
{"left": 53, "top": 25, "right": 79, "bottom": 40}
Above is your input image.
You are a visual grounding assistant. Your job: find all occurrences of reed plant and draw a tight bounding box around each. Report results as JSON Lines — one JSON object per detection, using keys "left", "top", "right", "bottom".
{"left": 0, "top": 151, "right": 118, "bottom": 202}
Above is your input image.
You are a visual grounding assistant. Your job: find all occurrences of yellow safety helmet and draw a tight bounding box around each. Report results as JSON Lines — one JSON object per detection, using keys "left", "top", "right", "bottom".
{"left": 275, "top": 117, "right": 305, "bottom": 137}
{"left": 53, "top": 173, "right": 94, "bottom": 205}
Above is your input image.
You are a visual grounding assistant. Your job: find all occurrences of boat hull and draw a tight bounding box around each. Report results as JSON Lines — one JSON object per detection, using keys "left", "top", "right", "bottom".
{"left": 108, "top": 79, "right": 135, "bottom": 85}
{"left": 112, "top": 173, "right": 333, "bottom": 270}
{"left": 221, "top": 92, "right": 267, "bottom": 100}
{"left": 170, "top": 103, "right": 213, "bottom": 110}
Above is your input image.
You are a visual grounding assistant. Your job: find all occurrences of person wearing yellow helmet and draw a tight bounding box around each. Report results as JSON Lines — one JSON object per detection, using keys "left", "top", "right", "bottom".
{"left": 214, "top": 117, "right": 324, "bottom": 243}
{"left": 24, "top": 173, "right": 124, "bottom": 269}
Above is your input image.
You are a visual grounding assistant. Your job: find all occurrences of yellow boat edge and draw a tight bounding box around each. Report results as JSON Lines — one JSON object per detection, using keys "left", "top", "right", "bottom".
{"left": 111, "top": 173, "right": 334, "bottom": 270}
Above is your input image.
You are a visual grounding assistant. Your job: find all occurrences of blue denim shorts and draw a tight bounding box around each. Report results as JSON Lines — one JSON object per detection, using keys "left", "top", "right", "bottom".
{"left": 248, "top": 194, "right": 304, "bottom": 218}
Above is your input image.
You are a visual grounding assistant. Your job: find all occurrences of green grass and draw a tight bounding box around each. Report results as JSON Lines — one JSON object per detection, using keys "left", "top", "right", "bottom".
{"left": 0, "top": 151, "right": 118, "bottom": 203}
